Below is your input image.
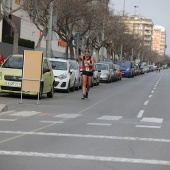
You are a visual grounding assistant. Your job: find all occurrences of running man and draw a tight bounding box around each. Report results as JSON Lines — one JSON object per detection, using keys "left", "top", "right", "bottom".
{"left": 78, "top": 50, "right": 94, "bottom": 99}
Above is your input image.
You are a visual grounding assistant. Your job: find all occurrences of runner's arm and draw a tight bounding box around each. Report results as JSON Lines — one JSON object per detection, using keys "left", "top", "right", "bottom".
{"left": 78, "top": 55, "right": 83, "bottom": 69}
{"left": 88, "top": 56, "right": 94, "bottom": 67}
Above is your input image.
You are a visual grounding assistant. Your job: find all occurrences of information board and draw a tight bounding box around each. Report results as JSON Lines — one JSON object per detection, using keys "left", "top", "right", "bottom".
{"left": 22, "top": 50, "right": 43, "bottom": 92}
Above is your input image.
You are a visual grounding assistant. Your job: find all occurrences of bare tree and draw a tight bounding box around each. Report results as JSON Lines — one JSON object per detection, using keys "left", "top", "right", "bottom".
{"left": 26, "top": 0, "right": 101, "bottom": 59}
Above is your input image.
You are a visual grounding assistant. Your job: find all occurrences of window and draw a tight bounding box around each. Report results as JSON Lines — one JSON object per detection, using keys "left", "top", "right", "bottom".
{"left": 15, "top": 0, "right": 20, "bottom": 4}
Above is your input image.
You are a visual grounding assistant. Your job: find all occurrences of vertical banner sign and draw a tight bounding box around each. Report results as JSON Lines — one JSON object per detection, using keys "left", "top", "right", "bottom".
{"left": 21, "top": 50, "right": 43, "bottom": 104}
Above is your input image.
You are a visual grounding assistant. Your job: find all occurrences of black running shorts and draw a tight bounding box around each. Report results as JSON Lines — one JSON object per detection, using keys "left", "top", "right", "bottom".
{"left": 82, "top": 70, "right": 93, "bottom": 77}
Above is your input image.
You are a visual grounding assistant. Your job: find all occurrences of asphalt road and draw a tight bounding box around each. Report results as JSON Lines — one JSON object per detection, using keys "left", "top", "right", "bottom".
{"left": 0, "top": 69, "right": 170, "bottom": 170}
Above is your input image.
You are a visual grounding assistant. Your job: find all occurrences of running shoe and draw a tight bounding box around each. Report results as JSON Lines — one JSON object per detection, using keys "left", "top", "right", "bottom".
{"left": 85, "top": 92, "right": 88, "bottom": 98}
{"left": 81, "top": 94, "right": 86, "bottom": 99}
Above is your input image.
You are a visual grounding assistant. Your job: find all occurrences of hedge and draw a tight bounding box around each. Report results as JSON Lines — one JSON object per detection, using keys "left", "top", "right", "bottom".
{"left": 4, "top": 36, "right": 35, "bottom": 49}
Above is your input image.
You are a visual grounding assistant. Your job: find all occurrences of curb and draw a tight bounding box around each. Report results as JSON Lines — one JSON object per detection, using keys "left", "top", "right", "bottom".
{"left": 0, "top": 104, "right": 8, "bottom": 113}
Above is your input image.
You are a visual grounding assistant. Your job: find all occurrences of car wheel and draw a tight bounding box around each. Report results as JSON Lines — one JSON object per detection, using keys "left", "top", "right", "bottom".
{"left": 47, "top": 83, "right": 54, "bottom": 98}
{"left": 39, "top": 83, "right": 43, "bottom": 99}
{"left": 71, "top": 81, "right": 76, "bottom": 92}
{"left": 94, "top": 79, "right": 97, "bottom": 86}
{"left": 75, "top": 80, "right": 79, "bottom": 91}
{"left": 66, "top": 81, "right": 70, "bottom": 93}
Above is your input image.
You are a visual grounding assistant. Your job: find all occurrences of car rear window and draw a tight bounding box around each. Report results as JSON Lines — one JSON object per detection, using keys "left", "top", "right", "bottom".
{"left": 96, "top": 64, "right": 108, "bottom": 70}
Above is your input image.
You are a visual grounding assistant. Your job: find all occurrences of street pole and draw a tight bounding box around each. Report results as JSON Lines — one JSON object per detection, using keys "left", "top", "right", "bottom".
{"left": 76, "top": 32, "right": 80, "bottom": 60}
{"left": 120, "top": 0, "right": 125, "bottom": 60}
{"left": 46, "top": 1, "right": 53, "bottom": 58}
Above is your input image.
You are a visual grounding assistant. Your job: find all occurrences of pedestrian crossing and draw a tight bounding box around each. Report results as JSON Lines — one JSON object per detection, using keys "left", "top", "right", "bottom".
{"left": 0, "top": 110, "right": 165, "bottom": 129}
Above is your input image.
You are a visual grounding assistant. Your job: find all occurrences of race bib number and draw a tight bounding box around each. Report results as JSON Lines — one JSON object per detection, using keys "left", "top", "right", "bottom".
{"left": 86, "top": 67, "right": 89, "bottom": 71}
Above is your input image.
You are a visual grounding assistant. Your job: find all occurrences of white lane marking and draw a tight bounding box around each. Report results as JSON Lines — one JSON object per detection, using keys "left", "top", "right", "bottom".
{"left": 87, "top": 123, "right": 112, "bottom": 126}
{"left": 148, "top": 95, "right": 152, "bottom": 98}
{"left": 137, "top": 110, "right": 144, "bottom": 118}
{"left": 54, "top": 114, "right": 81, "bottom": 119}
{"left": 151, "top": 90, "right": 154, "bottom": 94}
{"left": 136, "top": 125, "right": 161, "bottom": 129}
{"left": 144, "top": 100, "right": 149, "bottom": 106}
{"left": 0, "top": 131, "right": 170, "bottom": 143}
{"left": 0, "top": 150, "right": 170, "bottom": 165}
{"left": 97, "top": 116, "right": 123, "bottom": 121}
{"left": 0, "top": 119, "right": 18, "bottom": 122}
{"left": 141, "top": 118, "right": 163, "bottom": 124}
{"left": 40, "top": 121, "right": 64, "bottom": 124}
{"left": 153, "top": 87, "right": 156, "bottom": 90}
{"left": 10, "top": 111, "right": 41, "bottom": 117}
{"left": 156, "top": 74, "right": 163, "bottom": 84}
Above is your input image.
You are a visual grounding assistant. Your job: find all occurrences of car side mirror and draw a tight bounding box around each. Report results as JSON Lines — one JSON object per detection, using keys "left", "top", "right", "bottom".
{"left": 43, "top": 68, "right": 50, "bottom": 74}
{"left": 52, "top": 65, "right": 55, "bottom": 69}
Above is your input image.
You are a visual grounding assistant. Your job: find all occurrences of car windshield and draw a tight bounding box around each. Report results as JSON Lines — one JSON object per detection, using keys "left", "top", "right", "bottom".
{"left": 117, "top": 61, "right": 131, "bottom": 69}
{"left": 96, "top": 64, "right": 108, "bottom": 70}
{"left": 50, "top": 61, "right": 67, "bottom": 70}
{"left": 69, "top": 61, "right": 78, "bottom": 70}
{"left": 2, "top": 55, "right": 23, "bottom": 69}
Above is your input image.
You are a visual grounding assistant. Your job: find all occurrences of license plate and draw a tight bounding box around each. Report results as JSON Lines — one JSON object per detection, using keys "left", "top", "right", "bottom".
{"left": 5, "top": 81, "right": 21, "bottom": 87}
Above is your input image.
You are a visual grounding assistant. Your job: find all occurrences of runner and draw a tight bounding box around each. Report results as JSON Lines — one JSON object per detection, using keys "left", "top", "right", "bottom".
{"left": 78, "top": 50, "right": 94, "bottom": 99}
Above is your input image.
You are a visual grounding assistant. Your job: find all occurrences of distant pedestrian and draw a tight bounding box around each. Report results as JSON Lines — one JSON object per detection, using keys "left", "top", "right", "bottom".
{"left": 0, "top": 51, "right": 4, "bottom": 65}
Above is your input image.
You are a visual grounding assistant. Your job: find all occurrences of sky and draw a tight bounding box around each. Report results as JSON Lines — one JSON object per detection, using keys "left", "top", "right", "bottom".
{"left": 110, "top": 0, "right": 170, "bottom": 55}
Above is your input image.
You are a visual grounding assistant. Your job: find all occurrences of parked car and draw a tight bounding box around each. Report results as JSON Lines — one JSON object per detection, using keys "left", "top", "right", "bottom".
{"left": 0, "top": 54, "right": 55, "bottom": 98}
{"left": 134, "top": 64, "right": 140, "bottom": 76}
{"left": 93, "top": 63, "right": 101, "bottom": 86}
{"left": 114, "top": 64, "right": 122, "bottom": 80}
{"left": 99, "top": 61, "right": 116, "bottom": 82}
{"left": 116, "top": 60, "right": 134, "bottom": 78}
{"left": 139, "top": 66, "right": 145, "bottom": 74}
{"left": 49, "top": 58, "right": 76, "bottom": 93}
{"left": 96, "top": 63, "right": 111, "bottom": 83}
{"left": 141, "top": 66, "right": 149, "bottom": 73}
{"left": 69, "top": 59, "right": 82, "bottom": 90}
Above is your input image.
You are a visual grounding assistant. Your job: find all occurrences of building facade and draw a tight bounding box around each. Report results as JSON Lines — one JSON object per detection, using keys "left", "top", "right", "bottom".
{"left": 124, "top": 14, "right": 153, "bottom": 49}
{"left": 0, "top": 0, "right": 66, "bottom": 57}
{"left": 152, "top": 25, "right": 166, "bottom": 56}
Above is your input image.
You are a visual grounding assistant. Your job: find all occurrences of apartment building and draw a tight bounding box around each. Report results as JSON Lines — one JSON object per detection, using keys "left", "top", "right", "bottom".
{"left": 0, "top": 0, "right": 66, "bottom": 57}
{"left": 152, "top": 25, "right": 166, "bottom": 56}
{"left": 124, "top": 14, "right": 153, "bottom": 49}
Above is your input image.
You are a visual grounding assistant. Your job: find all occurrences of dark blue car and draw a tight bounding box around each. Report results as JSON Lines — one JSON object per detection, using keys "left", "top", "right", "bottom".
{"left": 116, "top": 60, "right": 134, "bottom": 78}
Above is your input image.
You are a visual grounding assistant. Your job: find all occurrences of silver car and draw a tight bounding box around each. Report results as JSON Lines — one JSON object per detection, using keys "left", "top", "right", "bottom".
{"left": 96, "top": 63, "right": 111, "bottom": 83}
{"left": 99, "top": 61, "right": 116, "bottom": 82}
{"left": 93, "top": 63, "right": 101, "bottom": 86}
{"left": 69, "top": 60, "right": 82, "bottom": 90}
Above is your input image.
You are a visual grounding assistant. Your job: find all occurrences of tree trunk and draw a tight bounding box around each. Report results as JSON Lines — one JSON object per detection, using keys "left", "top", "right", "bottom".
{"left": 65, "top": 41, "right": 69, "bottom": 59}
{"left": 5, "top": 16, "right": 19, "bottom": 54}
{"left": 69, "top": 42, "right": 74, "bottom": 59}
